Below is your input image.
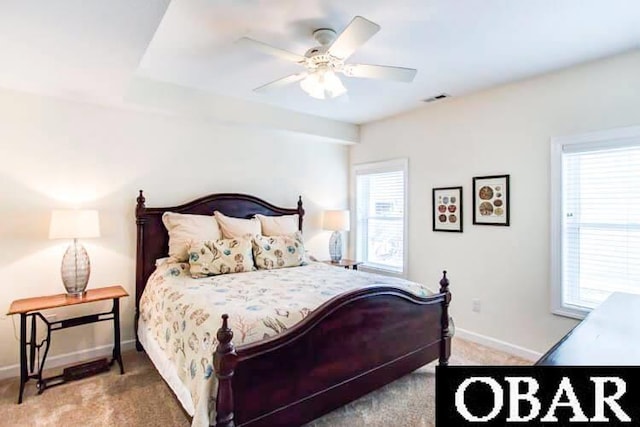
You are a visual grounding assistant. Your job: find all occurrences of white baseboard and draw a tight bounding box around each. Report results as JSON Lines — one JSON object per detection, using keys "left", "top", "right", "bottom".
{"left": 0, "top": 339, "right": 136, "bottom": 380}
{"left": 455, "top": 328, "right": 542, "bottom": 362}
{"left": 0, "top": 331, "right": 541, "bottom": 378}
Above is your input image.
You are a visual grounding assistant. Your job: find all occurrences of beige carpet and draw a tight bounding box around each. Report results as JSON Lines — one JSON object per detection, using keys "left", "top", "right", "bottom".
{"left": 0, "top": 338, "right": 529, "bottom": 427}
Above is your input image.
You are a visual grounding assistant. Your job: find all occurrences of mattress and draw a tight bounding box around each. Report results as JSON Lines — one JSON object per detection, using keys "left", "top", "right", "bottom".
{"left": 138, "top": 261, "right": 434, "bottom": 427}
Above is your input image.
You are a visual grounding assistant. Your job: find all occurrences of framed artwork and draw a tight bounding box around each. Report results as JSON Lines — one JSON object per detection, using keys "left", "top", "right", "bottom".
{"left": 472, "top": 174, "right": 510, "bottom": 226}
{"left": 432, "top": 186, "right": 463, "bottom": 232}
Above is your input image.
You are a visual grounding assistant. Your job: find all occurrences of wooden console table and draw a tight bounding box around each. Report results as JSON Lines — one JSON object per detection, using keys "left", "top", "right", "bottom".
{"left": 536, "top": 292, "right": 640, "bottom": 365}
{"left": 7, "top": 285, "right": 129, "bottom": 403}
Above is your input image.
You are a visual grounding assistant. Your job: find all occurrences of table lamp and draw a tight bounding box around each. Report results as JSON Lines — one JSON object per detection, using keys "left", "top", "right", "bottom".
{"left": 49, "top": 209, "right": 100, "bottom": 297}
{"left": 323, "top": 210, "right": 350, "bottom": 263}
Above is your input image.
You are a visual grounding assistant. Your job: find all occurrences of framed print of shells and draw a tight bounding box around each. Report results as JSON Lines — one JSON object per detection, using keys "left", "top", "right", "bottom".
{"left": 432, "top": 186, "right": 463, "bottom": 232}
{"left": 472, "top": 174, "right": 510, "bottom": 226}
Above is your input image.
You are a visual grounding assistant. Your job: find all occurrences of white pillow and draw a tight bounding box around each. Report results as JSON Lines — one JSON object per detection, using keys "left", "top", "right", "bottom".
{"left": 255, "top": 214, "right": 299, "bottom": 236}
{"left": 214, "top": 211, "right": 262, "bottom": 239}
{"left": 162, "top": 212, "right": 221, "bottom": 262}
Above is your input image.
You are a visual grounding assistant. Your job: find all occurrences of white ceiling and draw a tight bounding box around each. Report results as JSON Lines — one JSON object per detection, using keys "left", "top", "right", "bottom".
{"left": 0, "top": 0, "right": 170, "bottom": 105}
{"left": 1, "top": 0, "right": 640, "bottom": 125}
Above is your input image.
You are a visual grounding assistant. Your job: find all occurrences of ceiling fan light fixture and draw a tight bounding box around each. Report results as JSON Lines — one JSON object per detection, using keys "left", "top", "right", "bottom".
{"left": 242, "top": 16, "right": 417, "bottom": 98}
{"left": 300, "top": 69, "right": 346, "bottom": 100}
{"left": 323, "top": 70, "right": 347, "bottom": 97}
{"left": 300, "top": 72, "right": 325, "bottom": 99}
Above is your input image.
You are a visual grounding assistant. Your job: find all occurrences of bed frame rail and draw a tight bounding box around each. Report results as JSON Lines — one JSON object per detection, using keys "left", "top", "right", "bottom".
{"left": 213, "top": 272, "right": 451, "bottom": 427}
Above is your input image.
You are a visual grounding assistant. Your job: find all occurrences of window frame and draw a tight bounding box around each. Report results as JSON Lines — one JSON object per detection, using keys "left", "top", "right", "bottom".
{"left": 551, "top": 125, "right": 640, "bottom": 319}
{"left": 351, "top": 158, "right": 409, "bottom": 278}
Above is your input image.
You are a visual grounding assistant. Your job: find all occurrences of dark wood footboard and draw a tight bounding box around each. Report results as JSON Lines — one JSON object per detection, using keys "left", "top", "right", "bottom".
{"left": 213, "top": 272, "right": 452, "bottom": 427}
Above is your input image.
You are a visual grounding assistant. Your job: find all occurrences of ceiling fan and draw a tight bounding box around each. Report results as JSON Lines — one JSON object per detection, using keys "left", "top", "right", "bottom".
{"left": 237, "top": 16, "right": 417, "bottom": 100}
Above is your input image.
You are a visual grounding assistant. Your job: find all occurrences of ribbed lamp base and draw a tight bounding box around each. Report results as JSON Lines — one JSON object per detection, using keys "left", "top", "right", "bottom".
{"left": 61, "top": 239, "right": 90, "bottom": 297}
{"left": 329, "top": 231, "right": 343, "bottom": 263}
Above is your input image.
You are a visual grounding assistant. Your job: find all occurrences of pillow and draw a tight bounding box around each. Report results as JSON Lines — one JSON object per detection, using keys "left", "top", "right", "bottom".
{"left": 155, "top": 257, "right": 171, "bottom": 267}
{"left": 255, "top": 214, "right": 299, "bottom": 236}
{"left": 252, "top": 232, "right": 307, "bottom": 270}
{"left": 162, "top": 212, "right": 221, "bottom": 262}
{"left": 188, "top": 238, "right": 255, "bottom": 278}
{"left": 214, "top": 211, "right": 261, "bottom": 238}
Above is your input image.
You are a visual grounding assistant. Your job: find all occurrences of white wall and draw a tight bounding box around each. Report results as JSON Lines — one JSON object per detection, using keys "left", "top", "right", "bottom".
{"left": 0, "top": 88, "right": 348, "bottom": 371}
{"left": 351, "top": 49, "right": 640, "bottom": 353}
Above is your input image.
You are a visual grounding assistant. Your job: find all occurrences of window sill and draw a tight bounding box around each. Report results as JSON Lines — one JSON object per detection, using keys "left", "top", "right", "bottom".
{"left": 359, "top": 264, "right": 406, "bottom": 279}
{"left": 551, "top": 305, "right": 590, "bottom": 321}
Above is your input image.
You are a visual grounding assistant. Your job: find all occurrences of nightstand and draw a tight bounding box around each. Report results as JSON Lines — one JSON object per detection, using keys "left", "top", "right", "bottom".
{"left": 7, "top": 285, "right": 129, "bottom": 404}
{"left": 322, "top": 259, "right": 363, "bottom": 270}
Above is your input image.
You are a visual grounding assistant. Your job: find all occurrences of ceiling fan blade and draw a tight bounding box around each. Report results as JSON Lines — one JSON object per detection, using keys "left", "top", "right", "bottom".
{"left": 343, "top": 64, "right": 417, "bottom": 82}
{"left": 254, "top": 72, "right": 309, "bottom": 93}
{"left": 237, "top": 37, "right": 305, "bottom": 63}
{"left": 328, "top": 16, "right": 381, "bottom": 60}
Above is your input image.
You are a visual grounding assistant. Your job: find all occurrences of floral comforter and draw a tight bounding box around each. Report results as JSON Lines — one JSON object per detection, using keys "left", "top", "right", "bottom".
{"left": 138, "top": 262, "right": 435, "bottom": 427}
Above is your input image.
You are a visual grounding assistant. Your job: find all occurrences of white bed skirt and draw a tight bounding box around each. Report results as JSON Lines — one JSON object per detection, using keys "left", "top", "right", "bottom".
{"left": 138, "top": 318, "right": 196, "bottom": 417}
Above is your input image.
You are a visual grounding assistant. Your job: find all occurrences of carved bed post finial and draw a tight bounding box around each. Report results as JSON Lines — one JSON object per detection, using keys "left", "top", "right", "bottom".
{"left": 214, "top": 314, "right": 238, "bottom": 427}
{"left": 439, "top": 270, "right": 452, "bottom": 366}
{"left": 439, "top": 270, "right": 449, "bottom": 293}
{"left": 217, "top": 314, "right": 233, "bottom": 346}
{"left": 136, "top": 190, "right": 146, "bottom": 215}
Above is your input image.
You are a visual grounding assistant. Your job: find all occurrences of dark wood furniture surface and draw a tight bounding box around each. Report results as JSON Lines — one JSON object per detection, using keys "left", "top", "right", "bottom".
{"left": 536, "top": 292, "right": 640, "bottom": 365}
{"left": 322, "top": 259, "right": 363, "bottom": 270}
{"left": 8, "top": 285, "right": 129, "bottom": 403}
{"left": 135, "top": 191, "right": 451, "bottom": 427}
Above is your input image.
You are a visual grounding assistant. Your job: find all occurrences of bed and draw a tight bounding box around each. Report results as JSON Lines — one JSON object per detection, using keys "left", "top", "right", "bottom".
{"left": 135, "top": 191, "right": 452, "bottom": 427}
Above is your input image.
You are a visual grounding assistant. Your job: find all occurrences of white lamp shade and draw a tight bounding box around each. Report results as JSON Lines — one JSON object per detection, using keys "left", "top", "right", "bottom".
{"left": 323, "top": 210, "right": 350, "bottom": 232}
{"left": 49, "top": 209, "right": 100, "bottom": 239}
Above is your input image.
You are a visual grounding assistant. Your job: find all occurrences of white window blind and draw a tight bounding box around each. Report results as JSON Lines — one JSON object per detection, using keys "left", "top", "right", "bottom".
{"left": 552, "top": 126, "right": 640, "bottom": 318}
{"left": 354, "top": 159, "right": 407, "bottom": 275}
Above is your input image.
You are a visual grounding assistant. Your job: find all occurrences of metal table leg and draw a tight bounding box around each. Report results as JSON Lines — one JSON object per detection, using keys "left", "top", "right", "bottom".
{"left": 18, "top": 314, "right": 27, "bottom": 404}
{"left": 15, "top": 296, "right": 125, "bottom": 403}
{"left": 112, "top": 298, "right": 124, "bottom": 374}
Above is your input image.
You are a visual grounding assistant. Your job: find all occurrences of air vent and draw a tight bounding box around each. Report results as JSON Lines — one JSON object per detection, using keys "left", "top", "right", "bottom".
{"left": 422, "top": 93, "right": 450, "bottom": 103}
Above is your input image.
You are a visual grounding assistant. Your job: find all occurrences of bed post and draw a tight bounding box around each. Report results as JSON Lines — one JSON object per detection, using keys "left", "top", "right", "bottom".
{"left": 297, "top": 195, "right": 305, "bottom": 231}
{"left": 214, "top": 314, "right": 238, "bottom": 427}
{"left": 135, "top": 190, "right": 146, "bottom": 352}
{"left": 439, "top": 270, "right": 451, "bottom": 366}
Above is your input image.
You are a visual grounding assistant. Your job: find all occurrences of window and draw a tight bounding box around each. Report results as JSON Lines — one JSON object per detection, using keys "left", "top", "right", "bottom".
{"left": 551, "top": 126, "right": 640, "bottom": 319}
{"left": 353, "top": 159, "right": 408, "bottom": 276}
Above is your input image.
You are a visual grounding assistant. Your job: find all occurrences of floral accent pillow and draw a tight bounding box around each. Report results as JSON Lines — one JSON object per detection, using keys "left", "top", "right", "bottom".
{"left": 252, "top": 232, "right": 307, "bottom": 270}
{"left": 188, "top": 238, "right": 255, "bottom": 278}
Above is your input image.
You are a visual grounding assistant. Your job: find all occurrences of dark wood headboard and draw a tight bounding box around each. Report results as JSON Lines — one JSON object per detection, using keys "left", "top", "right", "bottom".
{"left": 134, "top": 190, "right": 304, "bottom": 330}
